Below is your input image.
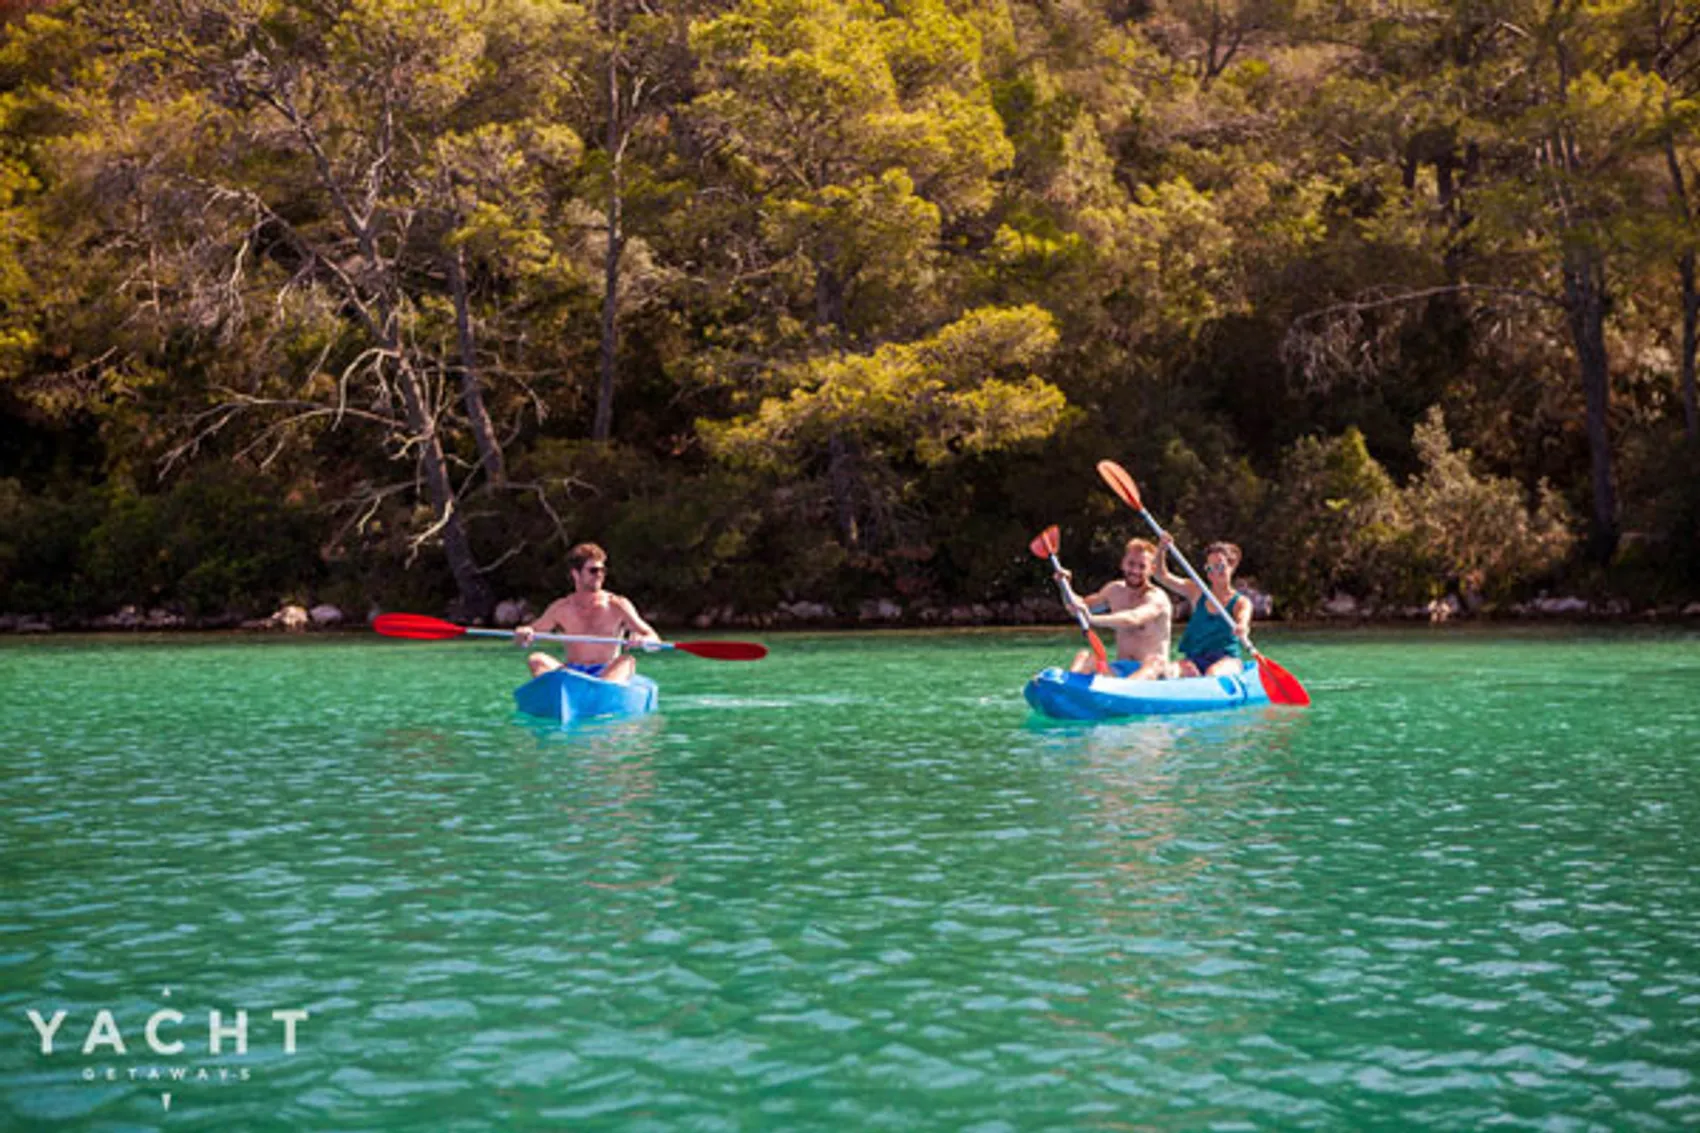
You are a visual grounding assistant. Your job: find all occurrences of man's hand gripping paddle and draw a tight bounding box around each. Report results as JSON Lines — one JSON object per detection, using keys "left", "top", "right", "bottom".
{"left": 1029, "top": 525, "right": 1111, "bottom": 677}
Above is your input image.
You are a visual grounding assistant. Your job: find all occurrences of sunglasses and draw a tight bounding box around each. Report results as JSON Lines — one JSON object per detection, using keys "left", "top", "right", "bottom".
{"left": 582, "top": 564, "right": 607, "bottom": 575}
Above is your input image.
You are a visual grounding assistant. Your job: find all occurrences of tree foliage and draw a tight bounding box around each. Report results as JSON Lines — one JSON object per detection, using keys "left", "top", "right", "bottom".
{"left": 1, "top": 0, "right": 1695, "bottom": 622}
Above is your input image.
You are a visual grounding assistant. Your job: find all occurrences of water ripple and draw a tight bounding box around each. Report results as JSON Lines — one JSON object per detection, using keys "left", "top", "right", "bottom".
{"left": 0, "top": 630, "right": 1697, "bottom": 1129}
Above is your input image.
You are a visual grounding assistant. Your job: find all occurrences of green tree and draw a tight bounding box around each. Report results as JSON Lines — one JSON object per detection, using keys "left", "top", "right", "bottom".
{"left": 29, "top": 0, "right": 622, "bottom": 616}
{"left": 687, "top": 0, "right": 1029, "bottom": 548}
{"left": 701, "top": 303, "right": 1066, "bottom": 508}
{"left": 1285, "top": 0, "right": 1673, "bottom": 564}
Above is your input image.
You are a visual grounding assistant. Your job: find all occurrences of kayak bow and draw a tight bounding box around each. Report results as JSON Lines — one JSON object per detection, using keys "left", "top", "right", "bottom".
{"left": 514, "top": 668, "right": 659, "bottom": 723}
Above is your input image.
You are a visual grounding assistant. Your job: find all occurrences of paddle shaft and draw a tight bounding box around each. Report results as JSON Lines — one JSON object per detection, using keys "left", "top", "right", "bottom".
{"left": 468, "top": 627, "right": 659, "bottom": 649}
{"left": 1048, "top": 553, "right": 1098, "bottom": 635}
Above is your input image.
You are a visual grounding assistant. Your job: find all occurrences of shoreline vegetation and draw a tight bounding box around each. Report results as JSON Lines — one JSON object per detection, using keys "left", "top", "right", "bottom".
{"left": 5, "top": 592, "right": 1699, "bottom": 637}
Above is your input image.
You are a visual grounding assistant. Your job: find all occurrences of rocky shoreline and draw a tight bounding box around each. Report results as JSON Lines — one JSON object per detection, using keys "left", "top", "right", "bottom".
{"left": 4, "top": 591, "right": 1699, "bottom": 635}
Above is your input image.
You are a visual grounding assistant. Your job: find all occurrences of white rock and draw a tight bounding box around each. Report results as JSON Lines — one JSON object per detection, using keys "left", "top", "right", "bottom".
{"left": 779, "top": 600, "right": 834, "bottom": 621}
{"left": 309, "top": 603, "right": 343, "bottom": 626}
{"left": 1321, "top": 593, "right": 1359, "bottom": 617}
{"left": 858, "top": 598, "right": 903, "bottom": 621}
{"left": 493, "top": 599, "right": 530, "bottom": 627}
{"left": 277, "top": 604, "right": 309, "bottom": 631}
{"left": 95, "top": 606, "right": 144, "bottom": 629}
{"left": 1531, "top": 596, "right": 1590, "bottom": 615}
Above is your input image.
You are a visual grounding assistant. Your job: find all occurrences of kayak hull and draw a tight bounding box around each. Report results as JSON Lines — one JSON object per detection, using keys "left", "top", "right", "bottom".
{"left": 1024, "top": 663, "right": 1269, "bottom": 720}
{"left": 513, "top": 668, "right": 659, "bottom": 722}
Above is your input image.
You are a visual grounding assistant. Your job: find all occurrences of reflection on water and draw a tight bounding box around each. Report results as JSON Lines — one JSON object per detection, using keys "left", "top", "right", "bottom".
{"left": 0, "top": 630, "right": 1697, "bottom": 1131}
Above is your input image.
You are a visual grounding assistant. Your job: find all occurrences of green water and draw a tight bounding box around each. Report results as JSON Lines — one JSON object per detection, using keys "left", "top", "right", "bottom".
{"left": 2, "top": 628, "right": 1698, "bottom": 1131}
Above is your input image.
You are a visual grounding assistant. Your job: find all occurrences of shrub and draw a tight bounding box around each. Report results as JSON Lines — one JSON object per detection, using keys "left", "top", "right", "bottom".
{"left": 1397, "top": 407, "right": 1575, "bottom": 604}
{"left": 1259, "top": 410, "right": 1577, "bottom": 613}
{"left": 1259, "top": 427, "right": 1401, "bottom": 610}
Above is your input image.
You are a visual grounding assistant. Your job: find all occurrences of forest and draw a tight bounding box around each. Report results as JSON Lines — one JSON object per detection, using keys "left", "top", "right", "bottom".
{"left": 1, "top": 0, "right": 1696, "bottom": 628}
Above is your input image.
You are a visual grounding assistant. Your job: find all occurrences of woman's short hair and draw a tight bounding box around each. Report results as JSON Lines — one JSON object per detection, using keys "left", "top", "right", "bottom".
{"left": 1204, "top": 541, "right": 1242, "bottom": 568}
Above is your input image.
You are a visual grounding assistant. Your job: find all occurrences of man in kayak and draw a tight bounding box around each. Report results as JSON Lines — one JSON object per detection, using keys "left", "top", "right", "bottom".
{"left": 514, "top": 543, "right": 662, "bottom": 683}
{"left": 1060, "top": 538, "right": 1176, "bottom": 679}
{"left": 1154, "top": 535, "right": 1252, "bottom": 677}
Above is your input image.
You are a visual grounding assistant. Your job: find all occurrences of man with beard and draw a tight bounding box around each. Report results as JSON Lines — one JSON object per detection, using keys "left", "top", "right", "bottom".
{"left": 515, "top": 543, "right": 662, "bottom": 683}
{"left": 1059, "top": 538, "right": 1175, "bottom": 679}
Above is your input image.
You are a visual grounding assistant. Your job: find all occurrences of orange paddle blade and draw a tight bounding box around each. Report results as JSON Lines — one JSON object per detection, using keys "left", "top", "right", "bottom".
{"left": 373, "top": 612, "right": 467, "bottom": 640}
{"left": 1028, "top": 525, "right": 1061, "bottom": 559}
{"left": 1088, "top": 628, "right": 1110, "bottom": 675}
{"left": 1096, "top": 460, "right": 1144, "bottom": 511}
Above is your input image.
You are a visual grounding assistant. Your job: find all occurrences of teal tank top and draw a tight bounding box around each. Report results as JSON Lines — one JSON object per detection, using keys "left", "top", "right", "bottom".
{"left": 1176, "top": 590, "right": 1246, "bottom": 661}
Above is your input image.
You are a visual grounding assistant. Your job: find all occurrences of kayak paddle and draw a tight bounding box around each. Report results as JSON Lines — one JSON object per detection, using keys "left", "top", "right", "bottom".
{"left": 1095, "top": 461, "right": 1310, "bottom": 706}
{"left": 1028, "top": 525, "right": 1111, "bottom": 676}
{"left": 373, "top": 612, "right": 768, "bottom": 660}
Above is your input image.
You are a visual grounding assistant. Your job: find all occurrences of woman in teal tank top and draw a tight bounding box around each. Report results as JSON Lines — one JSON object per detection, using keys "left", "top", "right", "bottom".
{"left": 1154, "top": 535, "right": 1254, "bottom": 677}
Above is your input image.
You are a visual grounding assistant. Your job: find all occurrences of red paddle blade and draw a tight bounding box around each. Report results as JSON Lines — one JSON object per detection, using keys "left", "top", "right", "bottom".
{"left": 373, "top": 612, "right": 468, "bottom": 640}
{"left": 1255, "top": 652, "right": 1311, "bottom": 706}
{"left": 1028, "top": 525, "right": 1061, "bottom": 559}
{"left": 1096, "top": 460, "right": 1143, "bottom": 511}
{"left": 674, "top": 640, "right": 767, "bottom": 661}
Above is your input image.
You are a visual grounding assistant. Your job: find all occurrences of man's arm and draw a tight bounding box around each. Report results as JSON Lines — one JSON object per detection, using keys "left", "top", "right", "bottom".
{"left": 516, "top": 598, "right": 572, "bottom": 645}
{"left": 616, "top": 596, "right": 662, "bottom": 644}
{"left": 1085, "top": 587, "right": 1169, "bottom": 628}
{"left": 1073, "top": 582, "right": 1115, "bottom": 614}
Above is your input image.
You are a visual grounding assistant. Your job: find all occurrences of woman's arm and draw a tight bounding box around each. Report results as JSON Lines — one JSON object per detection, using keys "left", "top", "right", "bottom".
{"left": 1153, "top": 535, "right": 1200, "bottom": 599}
{"left": 1232, "top": 594, "right": 1254, "bottom": 642}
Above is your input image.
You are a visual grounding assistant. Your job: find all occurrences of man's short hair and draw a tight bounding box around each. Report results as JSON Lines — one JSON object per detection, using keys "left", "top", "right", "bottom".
{"left": 566, "top": 542, "right": 607, "bottom": 572}
{"left": 1123, "top": 538, "right": 1158, "bottom": 559}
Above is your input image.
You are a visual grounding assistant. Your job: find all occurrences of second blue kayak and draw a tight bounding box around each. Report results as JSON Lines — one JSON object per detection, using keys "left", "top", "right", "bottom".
{"left": 513, "top": 668, "right": 659, "bottom": 723}
{"left": 1024, "top": 663, "right": 1270, "bottom": 720}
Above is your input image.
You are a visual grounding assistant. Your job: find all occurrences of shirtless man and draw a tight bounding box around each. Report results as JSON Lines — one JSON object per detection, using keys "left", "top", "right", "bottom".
{"left": 514, "top": 543, "right": 661, "bottom": 683}
{"left": 1061, "top": 538, "right": 1175, "bottom": 680}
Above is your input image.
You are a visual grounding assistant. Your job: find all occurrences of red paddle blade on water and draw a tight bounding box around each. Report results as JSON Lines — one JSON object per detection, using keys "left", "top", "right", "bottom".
{"left": 1254, "top": 652, "right": 1311, "bottom": 706}
{"left": 373, "top": 612, "right": 467, "bottom": 640}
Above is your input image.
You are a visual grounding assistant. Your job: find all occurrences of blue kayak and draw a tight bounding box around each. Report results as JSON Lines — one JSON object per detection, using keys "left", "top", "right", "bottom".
{"left": 513, "top": 668, "right": 659, "bottom": 722}
{"left": 1024, "top": 663, "right": 1270, "bottom": 720}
